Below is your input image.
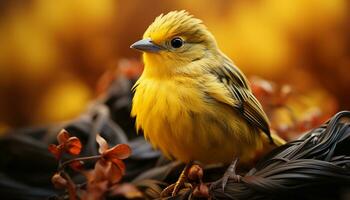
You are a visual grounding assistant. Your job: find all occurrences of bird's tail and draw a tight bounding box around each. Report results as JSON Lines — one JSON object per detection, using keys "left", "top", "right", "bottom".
{"left": 270, "top": 131, "right": 286, "bottom": 147}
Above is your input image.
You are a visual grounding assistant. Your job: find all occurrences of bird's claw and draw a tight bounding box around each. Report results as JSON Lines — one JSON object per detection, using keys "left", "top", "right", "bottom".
{"left": 222, "top": 157, "right": 241, "bottom": 192}
{"left": 160, "top": 183, "right": 192, "bottom": 197}
{"left": 161, "top": 162, "right": 194, "bottom": 197}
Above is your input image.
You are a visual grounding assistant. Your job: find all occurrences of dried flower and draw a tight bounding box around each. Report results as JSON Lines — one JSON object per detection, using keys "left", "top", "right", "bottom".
{"left": 48, "top": 129, "right": 82, "bottom": 160}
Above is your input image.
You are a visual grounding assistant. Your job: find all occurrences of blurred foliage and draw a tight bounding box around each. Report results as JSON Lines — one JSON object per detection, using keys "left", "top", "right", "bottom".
{"left": 0, "top": 0, "right": 349, "bottom": 130}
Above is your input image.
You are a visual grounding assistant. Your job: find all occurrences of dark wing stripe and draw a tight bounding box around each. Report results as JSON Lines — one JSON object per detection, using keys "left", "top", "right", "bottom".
{"left": 243, "top": 97, "right": 271, "bottom": 135}
{"left": 222, "top": 58, "right": 249, "bottom": 88}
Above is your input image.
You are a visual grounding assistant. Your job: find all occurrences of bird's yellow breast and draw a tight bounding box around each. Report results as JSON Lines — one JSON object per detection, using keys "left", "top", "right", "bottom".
{"left": 132, "top": 75, "right": 266, "bottom": 165}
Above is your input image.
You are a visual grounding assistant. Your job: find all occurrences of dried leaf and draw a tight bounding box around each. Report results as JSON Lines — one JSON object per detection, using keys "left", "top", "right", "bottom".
{"left": 82, "top": 170, "right": 95, "bottom": 184}
{"left": 96, "top": 134, "right": 109, "bottom": 154}
{"left": 111, "top": 158, "right": 126, "bottom": 174}
{"left": 82, "top": 180, "right": 109, "bottom": 200}
{"left": 69, "top": 160, "right": 84, "bottom": 171}
{"left": 65, "top": 137, "right": 82, "bottom": 155}
{"left": 104, "top": 144, "right": 131, "bottom": 160}
{"left": 48, "top": 144, "right": 61, "bottom": 160}
{"left": 94, "top": 159, "right": 109, "bottom": 182}
{"left": 108, "top": 162, "right": 123, "bottom": 184}
{"left": 57, "top": 129, "right": 70, "bottom": 144}
{"left": 51, "top": 173, "right": 68, "bottom": 189}
{"left": 95, "top": 160, "right": 122, "bottom": 184}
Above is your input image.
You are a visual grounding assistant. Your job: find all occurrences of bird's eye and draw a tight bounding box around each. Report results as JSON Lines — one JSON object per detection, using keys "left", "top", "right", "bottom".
{"left": 170, "top": 37, "right": 183, "bottom": 48}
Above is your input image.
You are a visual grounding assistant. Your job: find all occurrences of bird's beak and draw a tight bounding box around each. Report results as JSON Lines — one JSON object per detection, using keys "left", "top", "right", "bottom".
{"left": 130, "top": 38, "right": 162, "bottom": 53}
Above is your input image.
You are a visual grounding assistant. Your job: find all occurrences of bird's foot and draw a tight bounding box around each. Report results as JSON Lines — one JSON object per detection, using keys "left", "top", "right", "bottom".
{"left": 222, "top": 157, "right": 241, "bottom": 192}
{"left": 160, "top": 182, "right": 193, "bottom": 197}
{"left": 160, "top": 161, "right": 194, "bottom": 197}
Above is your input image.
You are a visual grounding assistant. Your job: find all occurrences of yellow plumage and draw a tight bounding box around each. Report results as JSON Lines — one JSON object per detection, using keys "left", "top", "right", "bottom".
{"left": 131, "top": 10, "right": 285, "bottom": 166}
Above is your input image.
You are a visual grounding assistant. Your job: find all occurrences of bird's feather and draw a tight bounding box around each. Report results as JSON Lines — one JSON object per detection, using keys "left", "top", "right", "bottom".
{"left": 208, "top": 57, "right": 273, "bottom": 143}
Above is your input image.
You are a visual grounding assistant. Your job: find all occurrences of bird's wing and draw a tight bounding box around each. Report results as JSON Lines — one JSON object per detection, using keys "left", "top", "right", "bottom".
{"left": 207, "top": 59, "right": 273, "bottom": 143}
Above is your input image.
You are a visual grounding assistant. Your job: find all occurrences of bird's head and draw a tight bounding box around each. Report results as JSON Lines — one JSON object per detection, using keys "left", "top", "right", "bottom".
{"left": 131, "top": 10, "right": 218, "bottom": 77}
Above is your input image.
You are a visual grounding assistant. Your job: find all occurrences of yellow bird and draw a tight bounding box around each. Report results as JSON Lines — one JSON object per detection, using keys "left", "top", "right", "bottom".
{"left": 130, "top": 10, "right": 285, "bottom": 194}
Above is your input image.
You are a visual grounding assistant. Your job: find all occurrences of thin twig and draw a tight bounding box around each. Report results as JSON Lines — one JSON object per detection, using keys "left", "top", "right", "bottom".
{"left": 61, "top": 172, "right": 77, "bottom": 200}
{"left": 58, "top": 155, "right": 101, "bottom": 172}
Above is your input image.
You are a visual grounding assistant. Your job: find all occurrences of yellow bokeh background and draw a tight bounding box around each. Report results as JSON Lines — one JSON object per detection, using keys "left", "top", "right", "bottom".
{"left": 0, "top": 0, "right": 349, "bottom": 130}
